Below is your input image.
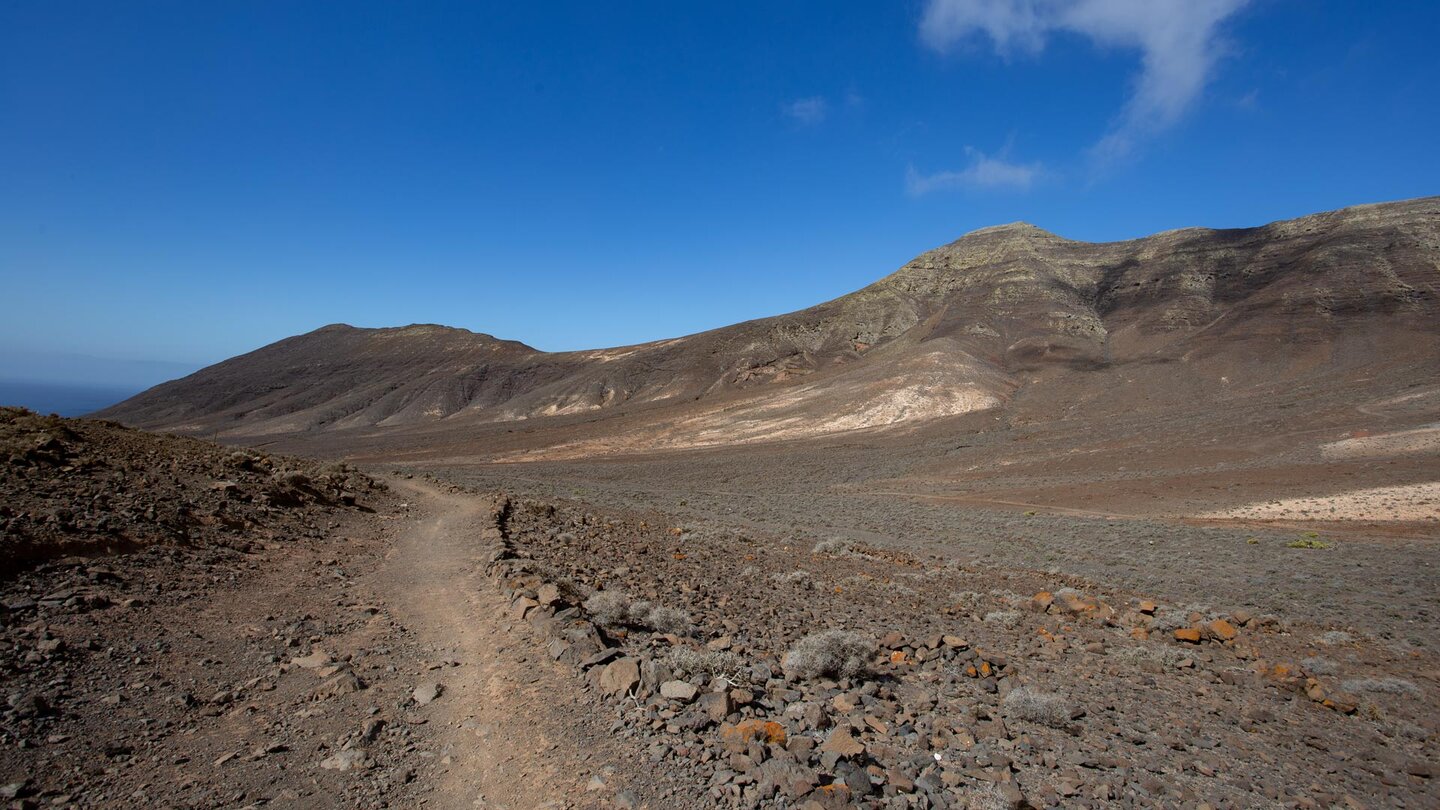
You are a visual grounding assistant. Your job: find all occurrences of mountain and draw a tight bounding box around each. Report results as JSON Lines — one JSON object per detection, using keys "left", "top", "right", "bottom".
{"left": 99, "top": 197, "right": 1440, "bottom": 450}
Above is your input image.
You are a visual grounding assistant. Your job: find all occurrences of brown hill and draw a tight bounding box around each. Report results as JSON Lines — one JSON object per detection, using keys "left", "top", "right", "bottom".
{"left": 99, "top": 197, "right": 1439, "bottom": 450}
{"left": 0, "top": 406, "right": 385, "bottom": 574}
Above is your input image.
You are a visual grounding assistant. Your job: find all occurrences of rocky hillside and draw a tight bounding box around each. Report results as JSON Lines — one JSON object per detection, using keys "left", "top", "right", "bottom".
{"left": 0, "top": 406, "right": 386, "bottom": 574}
{"left": 99, "top": 197, "right": 1440, "bottom": 442}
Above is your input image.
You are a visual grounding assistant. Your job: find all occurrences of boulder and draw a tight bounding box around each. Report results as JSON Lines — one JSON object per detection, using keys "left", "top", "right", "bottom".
{"left": 599, "top": 658, "right": 641, "bottom": 696}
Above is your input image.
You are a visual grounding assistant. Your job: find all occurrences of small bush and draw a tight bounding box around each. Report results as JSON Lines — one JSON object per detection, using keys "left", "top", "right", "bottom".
{"left": 583, "top": 591, "right": 631, "bottom": 627}
{"left": 982, "top": 610, "right": 1022, "bottom": 628}
{"left": 582, "top": 590, "right": 692, "bottom": 634}
{"left": 636, "top": 603, "right": 692, "bottom": 634}
{"left": 811, "top": 538, "right": 857, "bottom": 555}
{"left": 782, "top": 630, "right": 875, "bottom": 680}
{"left": 1110, "top": 644, "right": 1187, "bottom": 669}
{"left": 951, "top": 590, "right": 985, "bottom": 616}
{"left": 1341, "top": 677, "right": 1420, "bottom": 697}
{"left": 1287, "top": 538, "right": 1331, "bottom": 549}
{"left": 1002, "top": 686, "right": 1071, "bottom": 727}
{"left": 1300, "top": 656, "right": 1339, "bottom": 675}
{"left": 666, "top": 647, "right": 746, "bottom": 679}
{"left": 1317, "top": 630, "right": 1353, "bottom": 645}
{"left": 770, "top": 570, "right": 813, "bottom": 587}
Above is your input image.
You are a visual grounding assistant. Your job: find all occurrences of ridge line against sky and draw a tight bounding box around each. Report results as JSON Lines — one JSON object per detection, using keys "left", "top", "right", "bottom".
{"left": 1, "top": 0, "right": 1437, "bottom": 389}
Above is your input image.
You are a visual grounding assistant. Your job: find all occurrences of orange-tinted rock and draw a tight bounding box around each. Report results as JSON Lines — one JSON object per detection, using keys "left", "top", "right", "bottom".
{"left": 810, "top": 783, "right": 853, "bottom": 810}
{"left": 1138, "top": 601, "right": 1157, "bottom": 615}
{"left": 1174, "top": 628, "right": 1202, "bottom": 643}
{"left": 1207, "top": 619, "right": 1238, "bottom": 641}
{"left": 719, "top": 718, "right": 787, "bottom": 752}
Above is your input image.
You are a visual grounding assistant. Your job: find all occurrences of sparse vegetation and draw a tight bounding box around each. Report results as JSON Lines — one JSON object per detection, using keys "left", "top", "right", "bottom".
{"left": 1301, "top": 656, "right": 1339, "bottom": 675}
{"left": 1287, "top": 537, "right": 1331, "bottom": 549}
{"left": 811, "top": 537, "right": 857, "bottom": 555}
{"left": 1341, "top": 677, "right": 1420, "bottom": 697}
{"left": 665, "top": 647, "right": 746, "bottom": 680}
{"left": 1110, "top": 644, "right": 1188, "bottom": 669}
{"left": 982, "top": 610, "right": 1022, "bottom": 628}
{"left": 782, "top": 630, "right": 875, "bottom": 680}
{"left": 582, "top": 590, "right": 692, "bottom": 634}
{"left": 1002, "top": 685, "right": 1072, "bottom": 727}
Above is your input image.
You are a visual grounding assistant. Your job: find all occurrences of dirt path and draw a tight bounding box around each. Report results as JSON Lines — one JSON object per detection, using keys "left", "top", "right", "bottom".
{"left": 381, "top": 479, "right": 582, "bottom": 809}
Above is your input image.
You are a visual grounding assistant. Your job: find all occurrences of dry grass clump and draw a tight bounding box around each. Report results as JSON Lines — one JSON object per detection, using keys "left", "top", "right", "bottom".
{"left": 982, "top": 610, "right": 1022, "bottom": 628}
{"left": 844, "top": 576, "right": 917, "bottom": 596}
{"left": 1317, "top": 630, "right": 1354, "bottom": 645}
{"left": 665, "top": 647, "right": 746, "bottom": 679}
{"left": 811, "top": 537, "right": 857, "bottom": 555}
{"left": 770, "top": 570, "right": 813, "bottom": 587}
{"left": 1300, "top": 656, "right": 1339, "bottom": 675}
{"left": 782, "top": 630, "right": 875, "bottom": 680}
{"left": 1002, "top": 685, "right": 1072, "bottom": 727}
{"left": 1341, "top": 677, "right": 1420, "bottom": 697}
{"left": 1110, "top": 644, "right": 1187, "bottom": 669}
{"left": 582, "top": 590, "right": 692, "bottom": 634}
{"left": 582, "top": 590, "right": 631, "bottom": 627}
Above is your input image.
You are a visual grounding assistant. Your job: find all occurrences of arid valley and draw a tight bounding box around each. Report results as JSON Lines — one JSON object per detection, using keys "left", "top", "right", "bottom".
{"left": 2, "top": 197, "right": 1437, "bottom": 808}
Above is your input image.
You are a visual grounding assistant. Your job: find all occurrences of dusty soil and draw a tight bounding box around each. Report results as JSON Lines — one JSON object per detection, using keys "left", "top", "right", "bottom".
{"left": 0, "top": 471, "right": 675, "bottom": 808}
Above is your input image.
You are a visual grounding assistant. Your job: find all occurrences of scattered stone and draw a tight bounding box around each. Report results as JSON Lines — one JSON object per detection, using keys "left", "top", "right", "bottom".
{"left": 320, "top": 749, "right": 373, "bottom": 772}
{"left": 412, "top": 681, "right": 444, "bottom": 706}
{"left": 660, "top": 680, "right": 699, "bottom": 702}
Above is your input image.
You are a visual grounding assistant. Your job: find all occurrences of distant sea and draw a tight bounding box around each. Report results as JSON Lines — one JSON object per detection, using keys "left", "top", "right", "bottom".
{"left": 0, "top": 379, "right": 142, "bottom": 417}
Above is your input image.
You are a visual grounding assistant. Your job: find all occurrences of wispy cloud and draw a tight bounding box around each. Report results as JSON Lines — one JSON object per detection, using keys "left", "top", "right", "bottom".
{"left": 920, "top": 0, "right": 1250, "bottom": 159}
{"left": 782, "top": 96, "right": 829, "bottom": 125}
{"left": 907, "top": 147, "right": 1042, "bottom": 195}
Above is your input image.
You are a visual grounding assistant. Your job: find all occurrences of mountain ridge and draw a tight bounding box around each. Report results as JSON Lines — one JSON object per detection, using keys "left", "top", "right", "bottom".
{"left": 98, "top": 196, "right": 1440, "bottom": 448}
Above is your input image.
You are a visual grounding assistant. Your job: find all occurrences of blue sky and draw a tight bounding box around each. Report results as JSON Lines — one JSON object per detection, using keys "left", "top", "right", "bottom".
{"left": 1, "top": 1, "right": 1437, "bottom": 387}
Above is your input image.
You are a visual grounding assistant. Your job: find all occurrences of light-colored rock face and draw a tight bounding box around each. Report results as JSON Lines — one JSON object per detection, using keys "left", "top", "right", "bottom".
{"left": 100, "top": 197, "right": 1440, "bottom": 449}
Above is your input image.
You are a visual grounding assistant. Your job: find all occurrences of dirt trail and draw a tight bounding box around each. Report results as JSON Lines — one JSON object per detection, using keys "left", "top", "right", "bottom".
{"left": 380, "top": 479, "right": 582, "bottom": 809}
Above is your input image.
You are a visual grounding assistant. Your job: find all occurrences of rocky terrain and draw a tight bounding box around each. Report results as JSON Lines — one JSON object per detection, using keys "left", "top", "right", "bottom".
{"left": 0, "top": 406, "right": 382, "bottom": 573}
{"left": 3, "top": 198, "right": 1437, "bottom": 807}
{"left": 481, "top": 488, "right": 1439, "bottom": 808}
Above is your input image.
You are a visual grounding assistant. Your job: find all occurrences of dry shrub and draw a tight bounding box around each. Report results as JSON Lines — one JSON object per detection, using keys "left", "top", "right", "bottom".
{"left": 1341, "top": 677, "right": 1419, "bottom": 697}
{"left": 782, "top": 630, "right": 874, "bottom": 680}
{"left": 811, "top": 538, "right": 856, "bottom": 555}
{"left": 583, "top": 590, "right": 692, "bottom": 634}
{"left": 665, "top": 647, "right": 746, "bottom": 679}
{"left": 1002, "top": 685, "right": 1071, "bottom": 727}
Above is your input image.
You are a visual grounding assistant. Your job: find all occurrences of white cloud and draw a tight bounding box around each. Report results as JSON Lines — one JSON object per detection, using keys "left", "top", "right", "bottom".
{"left": 920, "top": 0, "right": 1250, "bottom": 158}
{"left": 782, "top": 96, "right": 829, "bottom": 125}
{"left": 907, "top": 148, "right": 1042, "bottom": 194}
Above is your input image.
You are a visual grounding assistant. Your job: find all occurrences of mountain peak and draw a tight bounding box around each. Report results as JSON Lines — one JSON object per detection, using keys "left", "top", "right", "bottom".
{"left": 964, "top": 221, "right": 1061, "bottom": 240}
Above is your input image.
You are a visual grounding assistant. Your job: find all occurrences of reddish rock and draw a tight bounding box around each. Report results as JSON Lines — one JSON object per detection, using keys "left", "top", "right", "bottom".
{"left": 1207, "top": 619, "right": 1238, "bottom": 641}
